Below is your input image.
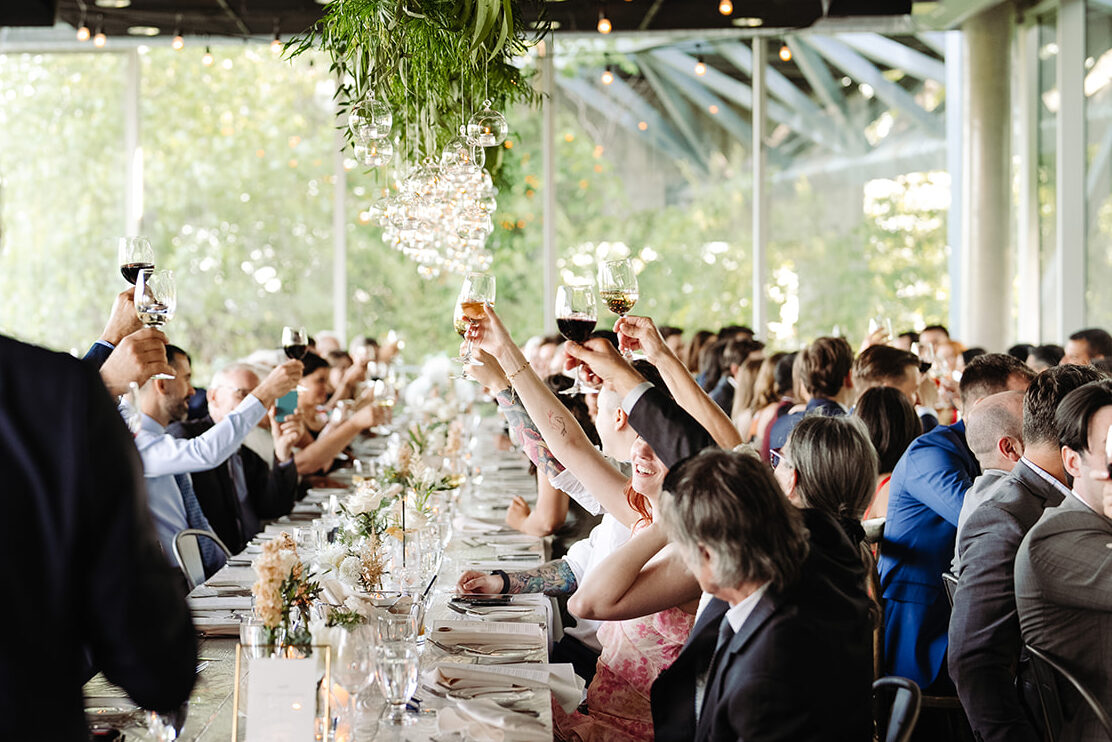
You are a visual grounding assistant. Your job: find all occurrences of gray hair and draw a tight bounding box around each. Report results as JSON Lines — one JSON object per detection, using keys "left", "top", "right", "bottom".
{"left": 661, "top": 449, "right": 809, "bottom": 592}
{"left": 784, "top": 415, "right": 877, "bottom": 522}
{"left": 210, "top": 362, "right": 261, "bottom": 390}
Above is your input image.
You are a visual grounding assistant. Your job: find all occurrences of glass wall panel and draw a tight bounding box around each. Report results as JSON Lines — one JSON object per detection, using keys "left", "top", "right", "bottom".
{"left": 1038, "top": 12, "right": 1060, "bottom": 341}
{"left": 0, "top": 52, "right": 127, "bottom": 352}
{"left": 1086, "top": 4, "right": 1112, "bottom": 330}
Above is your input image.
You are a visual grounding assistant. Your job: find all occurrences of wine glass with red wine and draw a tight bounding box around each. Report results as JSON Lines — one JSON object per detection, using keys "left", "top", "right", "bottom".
{"left": 118, "top": 237, "right": 155, "bottom": 285}
{"left": 556, "top": 284, "right": 598, "bottom": 396}
{"left": 282, "top": 327, "right": 308, "bottom": 360}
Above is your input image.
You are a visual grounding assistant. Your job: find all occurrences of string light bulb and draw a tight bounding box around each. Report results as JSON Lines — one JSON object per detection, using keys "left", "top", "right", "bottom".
{"left": 597, "top": 9, "right": 612, "bottom": 34}
{"left": 779, "top": 43, "right": 792, "bottom": 62}
{"left": 202, "top": 46, "right": 214, "bottom": 66}
{"left": 172, "top": 34, "right": 184, "bottom": 50}
{"left": 694, "top": 57, "right": 707, "bottom": 76}
{"left": 718, "top": 0, "right": 733, "bottom": 14}
{"left": 93, "top": 30, "right": 107, "bottom": 47}
{"left": 270, "top": 19, "right": 282, "bottom": 55}
{"left": 601, "top": 65, "right": 614, "bottom": 85}
{"left": 76, "top": 16, "right": 90, "bottom": 41}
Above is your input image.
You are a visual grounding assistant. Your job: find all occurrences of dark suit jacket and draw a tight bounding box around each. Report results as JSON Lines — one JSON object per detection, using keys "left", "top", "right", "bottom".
{"left": 878, "top": 420, "right": 977, "bottom": 689}
{"left": 0, "top": 336, "right": 196, "bottom": 738}
{"left": 82, "top": 340, "right": 114, "bottom": 369}
{"left": 949, "top": 460, "right": 1066, "bottom": 742}
{"left": 1016, "top": 495, "right": 1112, "bottom": 742}
{"left": 168, "top": 415, "right": 297, "bottom": 553}
{"left": 767, "top": 397, "right": 847, "bottom": 451}
{"left": 709, "top": 376, "right": 734, "bottom": 414}
{"left": 652, "top": 509, "right": 874, "bottom": 742}
{"left": 628, "top": 385, "right": 716, "bottom": 469}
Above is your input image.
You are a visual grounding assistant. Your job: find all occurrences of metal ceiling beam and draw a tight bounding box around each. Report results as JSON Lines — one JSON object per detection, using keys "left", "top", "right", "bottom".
{"left": 649, "top": 47, "right": 840, "bottom": 152}
{"left": 916, "top": 32, "right": 948, "bottom": 57}
{"left": 802, "top": 35, "right": 944, "bottom": 138}
{"left": 598, "top": 70, "right": 712, "bottom": 172}
{"left": 635, "top": 57, "right": 715, "bottom": 170}
{"left": 785, "top": 37, "right": 865, "bottom": 152}
{"left": 555, "top": 75, "right": 698, "bottom": 165}
{"left": 834, "top": 32, "right": 947, "bottom": 82}
{"left": 713, "top": 40, "right": 851, "bottom": 153}
{"left": 648, "top": 59, "right": 754, "bottom": 148}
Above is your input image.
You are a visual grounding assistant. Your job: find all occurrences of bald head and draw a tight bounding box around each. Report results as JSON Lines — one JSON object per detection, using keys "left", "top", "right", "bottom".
{"left": 207, "top": 363, "right": 261, "bottom": 423}
{"left": 964, "top": 391, "right": 1024, "bottom": 472}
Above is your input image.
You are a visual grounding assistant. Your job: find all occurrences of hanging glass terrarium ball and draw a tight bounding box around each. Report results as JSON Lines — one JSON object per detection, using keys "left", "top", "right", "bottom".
{"left": 349, "top": 96, "right": 393, "bottom": 143}
{"left": 466, "top": 99, "right": 509, "bottom": 147}
{"left": 442, "top": 125, "right": 486, "bottom": 170}
{"left": 360, "top": 137, "right": 393, "bottom": 167}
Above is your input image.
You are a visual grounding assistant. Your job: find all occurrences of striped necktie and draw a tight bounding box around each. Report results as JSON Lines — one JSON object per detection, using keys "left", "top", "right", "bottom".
{"left": 174, "top": 473, "right": 227, "bottom": 576}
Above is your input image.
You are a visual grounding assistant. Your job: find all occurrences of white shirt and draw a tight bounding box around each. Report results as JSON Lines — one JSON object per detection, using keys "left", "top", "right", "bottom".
{"left": 1020, "top": 456, "right": 1073, "bottom": 500}
{"left": 549, "top": 454, "right": 629, "bottom": 517}
{"left": 561, "top": 514, "right": 633, "bottom": 650}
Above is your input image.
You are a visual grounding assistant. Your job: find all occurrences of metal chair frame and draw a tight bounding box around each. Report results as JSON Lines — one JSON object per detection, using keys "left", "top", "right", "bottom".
{"left": 874, "top": 676, "right": 922, "bottom": 742}
{"left": 172, "top": 528, "right": 232, "bottom": 590}
{"left": 1025, "top": 643, "right": 1112, "bottom": 742}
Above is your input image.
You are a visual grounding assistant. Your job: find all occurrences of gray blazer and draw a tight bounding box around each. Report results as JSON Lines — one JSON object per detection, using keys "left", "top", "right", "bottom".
{"left": 1016, "top": 494, "right": 1112, "bottom": 742}
{"left": 949, "top": 460, "right": 1067, "bottom": 742}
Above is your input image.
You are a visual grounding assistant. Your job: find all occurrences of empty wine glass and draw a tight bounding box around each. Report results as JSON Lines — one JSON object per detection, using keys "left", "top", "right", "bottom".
{"left": 867, "top": 316, "right": 894, "bottom": 345}
{"left": 556, "top": 284, "right": 598, "bottom": 395}
{"left": 135, "top": 268, "right": 176, "bottom": 380}
{"left": 598, "top": 259, "right": 638, "bottom": 358}
{"left": 375, "top": 641, "right": 419, "bottom": 727}
{"left": 333, "top": 625, "right": 376, "bottom": 722}
{"left": 118, "top": 237, "right": 155, "bottom": 285}
{"left": 456, "top": 272, "right": 496, "bottom": 366}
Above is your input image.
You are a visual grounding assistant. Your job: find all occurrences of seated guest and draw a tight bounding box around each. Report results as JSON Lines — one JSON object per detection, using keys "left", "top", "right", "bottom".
{"left": 852, "top": 344, "right": 937, "bottom": 433}
{"left": 1015, "top": 379, "right": 1112, "bottom": 742}
{"left": 1063, "top": 327, "right": 1112, "bottom": 366}
{"left": 135, "top": 346, "right": 301, "bottom": 574}
{"left": 1027, "top": 343, "right": 1065, "bottom": 372}
{"left": 315, "top": 330, "right": 342, "bottom": 356}
{"left": 853, "top": 386, "right": 921, "bottom": 519}
{"left": 728, "top": 357, "right": 763, "bottom": 440}
{"left": 1008, "top": 343, "right": 1034, "bottom": 363}
{"left": 768, "top": 336, "right": 855, "bottom": 450}
{"left": 952, "top": 390, "right": 1025, "bottom": 557}
{"left": 879, "top": 353, "right": 1034, "bottom": 692}
{"left": 326, "top": 349, "right": 354, "bottom": 393}
{"left": 707, "top": 337, "right": 763, "bottom": 412}
{"left": 951, "top": 365, "right": 1102, "bottom": 742}
{"left": 168, "top": 363, "right": 305, "bottom": 553}
{"left": 295, "top": 351, "right": 333, "bottom": 433}
{"left": 348, "top": 334, "right": 378, "bottom": 365}
{"left": 742, "top": 352, "right": 789, "bottom": 452}
{"left": 919, "top": 324, "right": 951, "bottom": 352}
{"left": 652, "top": 450, "right": 873, "bottom": 741}
{"left": 659, "top": 325, "right": 683, "bottom": 356}
{"left": 1, "top": 335, "right": 197, "bottom": 737}
{"left": 684, "top": 330, "right": 716, "bottom": 374}
{"left": 894, "top": 330, "right": 919, "bottom": 352}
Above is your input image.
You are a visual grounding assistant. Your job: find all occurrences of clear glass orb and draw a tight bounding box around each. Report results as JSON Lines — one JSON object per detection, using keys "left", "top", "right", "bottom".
{"left": 466, "top": 100, "right": 509, "bottom": 147}
{"left": 349, "top": 96, "right": 393, "bottom": 143}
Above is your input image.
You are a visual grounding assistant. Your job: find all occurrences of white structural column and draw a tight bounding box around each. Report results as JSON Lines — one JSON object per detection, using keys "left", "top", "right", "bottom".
{"left": 541, "top": 40, "right": 557, "bottom": 334}
{"left": 960, "top": 4, "right": 1013, "bottom": 349}
{"left": 332, "top": 102, "right": 348, "bottom": 345}
{"left": 1016, "top": 22, "right": 1042, "bottom": 342}
{"left": 1057, "top": 0, "right": 1086, "bottom": 338}
{"left": 945, "top": 31, "right": 963, "bottom": 338}
{"left": 124, "top": 48, "right": 142, "bottom": 237}
{"left": 751, "top": 38, "right": 768, "bottom": 338}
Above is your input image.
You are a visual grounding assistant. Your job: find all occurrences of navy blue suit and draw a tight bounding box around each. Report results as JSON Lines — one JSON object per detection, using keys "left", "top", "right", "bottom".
{"left": 767, "top": 396, "right": 846, "bottom": 451}
{"left": 0, "top": 336, "right": 196, "bottom": 738}
{"left": 878, "top": 420, "right": 978, "bottom": 689}
{"left": 82, "top": 340, "right": 114, "bottom": 369}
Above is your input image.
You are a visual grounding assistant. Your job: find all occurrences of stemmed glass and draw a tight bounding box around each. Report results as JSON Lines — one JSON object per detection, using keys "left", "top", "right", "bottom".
{"left": 333, "top": 626, "right": 376, "bottom": 726}
{"left": 282, "top": 326, "right": 308, "bottom": 360}
{"left": 868, "top": 316, "right": 894, "bottom": 345}
{"left": 118, "top": 237, "right": 154, "bottom": 285}
{"left": 555, "top": 284, "right": 598, "bottom": 395}
{"left": 135, "top": 268, "right": 176, "bottom": 380}
{"left": 374, "top": 641, "right": 419, "bottom": 728}
{"left": 598, "top": 259, "right": 638, "bottom": 357}
{"left": 455, "top": 272, "right": 496, "bottom": 366}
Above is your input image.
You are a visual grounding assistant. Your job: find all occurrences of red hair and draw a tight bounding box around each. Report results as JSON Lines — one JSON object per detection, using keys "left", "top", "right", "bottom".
{"left": 624, "top": 479, "right": 653, "bottom": 526}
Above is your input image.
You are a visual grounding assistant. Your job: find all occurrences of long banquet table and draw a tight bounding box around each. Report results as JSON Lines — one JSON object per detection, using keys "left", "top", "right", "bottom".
{"left": 84, "top": 415, "right": 563, "bottom": 741}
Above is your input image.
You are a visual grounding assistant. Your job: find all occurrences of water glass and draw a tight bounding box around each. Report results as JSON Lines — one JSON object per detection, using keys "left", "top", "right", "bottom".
{"left": 374, "top": 606, "right": 418, "bottom": 644}
{"left": 239, "top": 616, "right": 270, "bottom": 659}
{"left": 375, "top": 642, "right": 419, "bottom": 727}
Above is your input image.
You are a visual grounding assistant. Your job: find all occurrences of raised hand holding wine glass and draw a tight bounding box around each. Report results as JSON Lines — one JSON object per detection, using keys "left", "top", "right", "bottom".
{"left": 598, "top": 258, "right": 638, "bottom": 357}
{"left": 555, "top": 283, "right": 598, "bottom": 395}
{"left": 457, "top": 272, "right": 496, "bottom": 366}
{"left": 118, "top": 237, "right": 155, "bottom": 285}
{"left": 282, "top": 326, "right": 308, "bottom": 360}
{"left": 135, "top": 268, "right": 176, "bottom": 380}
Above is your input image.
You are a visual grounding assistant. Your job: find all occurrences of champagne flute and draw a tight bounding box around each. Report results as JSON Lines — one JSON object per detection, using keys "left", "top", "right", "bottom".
{"left": 375, "top": 641, "right": 419, "bottom": 728}
{"left": 457, "top": 272, "right": 496, "bottom": 366}
{"left": 556, "top": 284, "right": 598, "bottom": 395}
{"left": 282, "top": 326, "right": 308, "bottom": 360}
{"left": 598, "top": 259, "right": 638, "bottom": 357}
{"left": 118, "top": 237, "right": 155, "bottom": 285}
{"left": 135, "top": 268, "right": 176, "bottom": 380}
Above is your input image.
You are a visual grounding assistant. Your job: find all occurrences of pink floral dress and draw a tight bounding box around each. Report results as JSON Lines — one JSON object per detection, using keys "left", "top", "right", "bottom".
{"left": 553, "top": 526, "right": 696, "bottom": 741}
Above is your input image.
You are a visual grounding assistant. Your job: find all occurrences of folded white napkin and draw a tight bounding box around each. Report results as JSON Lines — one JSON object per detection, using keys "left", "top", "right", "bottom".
{"left": 427, "top": 663, "right": 583, "bottom": 713}
{"left": 454, "top": 515, "right": 516, "bottom": 535}
{"left": 437, "top": 698, "right": 548, "bottom": 742}
{"left": 186, "top": 595, "right": 253, "bottom": 611}
{"left": 430, "top": 621, "right": 544, "bottom": 650}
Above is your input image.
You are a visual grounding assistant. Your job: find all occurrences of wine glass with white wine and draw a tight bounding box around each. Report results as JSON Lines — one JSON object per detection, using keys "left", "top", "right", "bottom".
{"left": 135, "top": 268, "right": 176, "bottom": 380}
{"left": 598, "top": 259, "right": 638, "bottom": 358}
{"left": 456, "top": 272, "right": 496, "bottom": 366}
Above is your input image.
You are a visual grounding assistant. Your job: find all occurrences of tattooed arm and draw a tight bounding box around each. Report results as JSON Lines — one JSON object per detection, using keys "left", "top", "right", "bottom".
{"left": 456, "top": 560, "right": 579, "bottom": 597}
{"left": 495, "top": 388, "right": 567, "bottom": 481}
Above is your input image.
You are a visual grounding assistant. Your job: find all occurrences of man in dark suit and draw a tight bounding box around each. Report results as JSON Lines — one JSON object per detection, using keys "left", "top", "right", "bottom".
{"left": 651, "top": 450, "right": 873, "bottom": 742}
{"left": 0, "top": 335, "right": 196, "bottom": 738}
{"left": 879, "top": 353, "right": 1034, "bottom": 691}
{"left": 950, "top": 364, "right": 1102, "bottom": 742}
{"left": 768, "top": 336, "right": 855, "bottom": 450}
{"left": 1016, "top": 379, "right": 1112, "bottom": 742}
{"left": 169, "top": 362, "right": 301, "bottom": 553}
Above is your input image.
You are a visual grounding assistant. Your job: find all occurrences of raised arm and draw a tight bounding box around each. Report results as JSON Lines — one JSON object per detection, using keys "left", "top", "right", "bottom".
{"left": 469, "top": 307, "right": 637, "bottom": 527}
{"left": 569, "top": 521, "right": 702, "bottom": 620}
{"left": 617, "top": 316, "right": 742, "bottom": 450}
